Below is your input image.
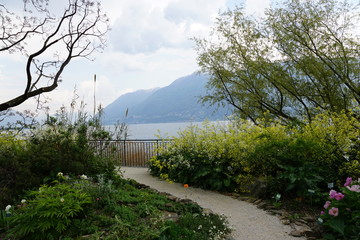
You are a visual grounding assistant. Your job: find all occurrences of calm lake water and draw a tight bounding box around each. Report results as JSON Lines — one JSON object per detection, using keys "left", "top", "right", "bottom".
{"left": 113, "top": 121, "right": 229, "bottom": 140}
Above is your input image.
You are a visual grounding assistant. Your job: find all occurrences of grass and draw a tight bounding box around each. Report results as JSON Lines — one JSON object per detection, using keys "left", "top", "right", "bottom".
{"left": 0, "top": 174, "right": 231, "bottom": 240}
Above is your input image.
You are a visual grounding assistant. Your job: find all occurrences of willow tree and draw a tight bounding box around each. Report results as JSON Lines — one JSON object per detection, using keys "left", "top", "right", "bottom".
{"left": 194, "top": 0, "right": 360, "bottom": 123}
{"left": 0, "top": 0, "right": 109, "bottom": 111}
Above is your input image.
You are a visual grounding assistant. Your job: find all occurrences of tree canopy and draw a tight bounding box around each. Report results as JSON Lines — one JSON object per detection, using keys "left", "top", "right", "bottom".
{"left": 0, "top": 0, "right": 109, "bottom": 112}
{"left": 194, "top": 0, "right": 360, "bottom": 123}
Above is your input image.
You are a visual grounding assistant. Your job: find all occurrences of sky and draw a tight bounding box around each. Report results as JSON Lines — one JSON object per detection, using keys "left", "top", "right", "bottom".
{"left": 0, "top": 0, "right": 271, "bottom": 114}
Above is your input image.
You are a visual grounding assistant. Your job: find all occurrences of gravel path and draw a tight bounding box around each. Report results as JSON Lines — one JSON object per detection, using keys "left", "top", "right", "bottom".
{"left": 121, "top": 167, "right": 306, "bottom": 240}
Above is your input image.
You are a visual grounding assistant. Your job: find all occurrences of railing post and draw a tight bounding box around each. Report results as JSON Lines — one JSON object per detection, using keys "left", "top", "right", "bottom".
{"left": 156, "top": 139, "right": 159, "bottom": 157}
{"left": 123, "top": 139, "right": 126, "bottom": 166}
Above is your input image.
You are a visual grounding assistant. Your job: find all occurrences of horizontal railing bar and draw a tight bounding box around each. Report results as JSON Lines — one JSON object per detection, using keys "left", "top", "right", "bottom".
{"left": 89, "top": 139, "right": 173, "bottom": 142}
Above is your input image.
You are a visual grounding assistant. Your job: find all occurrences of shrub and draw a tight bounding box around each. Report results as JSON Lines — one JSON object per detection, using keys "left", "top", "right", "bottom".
{"left": 319, "top": 177, "right": 360, "bottom": 239}
{"left": 26, "top": 120, "right": 116, "bottom": 180}
{"left": 150, "top": 112, "right": 360, "bottom": 200}
{"left": 150, "top": 122, "right": 242, "bottom": 191}
{"left": 4, "top": 180, "right": 92, "bottom": 240}
{"left": 300, "top": 111, "right": 360, "bottom": 182}
{"left": 0, "top": 133, "right": 36, "bottom": 209}
{"left": 0, "top": 104, "right": 122, "bottom": 209}
{"left": 242, "top": 135, "right": 326, "bottom": 198}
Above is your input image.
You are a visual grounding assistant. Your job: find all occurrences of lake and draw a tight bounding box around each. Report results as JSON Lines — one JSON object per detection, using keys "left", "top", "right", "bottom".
{"left": 112, "top": 121, "right": 229, "bottom": 140}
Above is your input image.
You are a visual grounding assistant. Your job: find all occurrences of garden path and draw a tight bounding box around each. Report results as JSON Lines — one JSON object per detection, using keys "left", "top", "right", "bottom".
{"left": 121, "top": 167, "right": 306, "bottom": 240}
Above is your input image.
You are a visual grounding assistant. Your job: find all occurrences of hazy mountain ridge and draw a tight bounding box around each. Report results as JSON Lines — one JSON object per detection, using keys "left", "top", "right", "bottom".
{"left": 102, "top": 73, "right": 231, "bottom": 124}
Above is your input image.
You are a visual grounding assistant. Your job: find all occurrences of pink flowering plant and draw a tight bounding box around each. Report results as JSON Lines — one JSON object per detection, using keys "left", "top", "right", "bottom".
{"left": 319, "top": 177, "right": 360, "bottom": 240}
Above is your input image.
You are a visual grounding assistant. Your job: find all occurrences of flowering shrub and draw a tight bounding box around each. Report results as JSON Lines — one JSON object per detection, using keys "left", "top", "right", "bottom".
{"left": 150, "top": 122, "right": 242, "bottom": 191}
{"left": 150, "top": 112, "right": 360, "bottom": 200}
{"left": 319, "top": 177, "right": 360, "bottom": 239}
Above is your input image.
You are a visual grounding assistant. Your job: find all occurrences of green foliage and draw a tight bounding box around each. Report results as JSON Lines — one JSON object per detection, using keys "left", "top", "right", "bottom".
{"left": 5, "top": 181, "right": 92, "bottom": 239}
{"left": 150, "top": 122, "right": 242, "bottom": 191}
{"left": 150, "top": 112, "right": 360, "bottom": 201}
{"left": 0, "top": 133, "right": 35, "bottom": 209}
{"left": 1, "top": 174, "right": 230, "bottom": 239}
{"left": 26, "top": 117, "right": 116, "bottom": 179}
{"left": 319, "top": 178, "right": 360, "bottom": 240}
{"left": 0, "top": 102, "right": 121, "bottom": 209}
{"left": 194, "top": 0, "right": 360, "bottom": 123}
{"left": 159, "top": 213, "right": 230, "bottom": 240}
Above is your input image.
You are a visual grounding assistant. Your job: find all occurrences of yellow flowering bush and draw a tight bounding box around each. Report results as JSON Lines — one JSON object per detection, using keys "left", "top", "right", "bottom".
{"left": 150, "top": 122, "right": 242, "bottom": 191}
{"left": 149, "top": 112, "right": 360, "bottom": 199}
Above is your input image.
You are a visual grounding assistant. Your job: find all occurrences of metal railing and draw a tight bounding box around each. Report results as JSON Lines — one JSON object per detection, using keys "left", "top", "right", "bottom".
{"left": 89, "top": 139, "right": 172, "bottom": 167}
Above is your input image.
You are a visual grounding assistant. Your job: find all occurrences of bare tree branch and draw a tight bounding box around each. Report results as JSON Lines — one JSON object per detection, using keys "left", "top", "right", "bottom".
{"left": 0, "top": 0, "right": 109, "bottom": 112}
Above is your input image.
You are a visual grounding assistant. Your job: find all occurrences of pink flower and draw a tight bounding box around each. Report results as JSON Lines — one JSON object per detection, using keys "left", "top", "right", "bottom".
{"left": 328, "top": 207, "right": 339, "bottom": 217}
{"left": 324, "top": 201, "right": 331, "bottom": 209}
{"left": 334, "top": 192, "right": 345, "bottom": 200}
{"left": 329, "top": 190, "right": 345, "bottom": 200}
{"left": 347, "top": 184, "right": 360, "bottom": 192}
{"left": 320, "top": 211, "right": 325, "bottom": 215}
{"left": 344, "top": 177, "right": 352, "bottom": 187}
{"left": 329, "top": 190, "right": 338, "bottom": 199}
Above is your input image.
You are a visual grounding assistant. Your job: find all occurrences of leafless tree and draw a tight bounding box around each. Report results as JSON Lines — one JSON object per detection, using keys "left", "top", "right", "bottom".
{"left": 0, "top": 0, "right": 109, "bottom": 111}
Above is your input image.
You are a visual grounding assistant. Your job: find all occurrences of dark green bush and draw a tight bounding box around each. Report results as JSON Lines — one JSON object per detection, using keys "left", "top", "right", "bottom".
{"left": 0, "top": 134, "right": 35, "bottom": 209}
{"left": 0, "top": 113, "right": 118, "bottom": 209}
{"left": 26, "top": 122, "right": 115, "bottom": 180}
{"left": 245, "top": 136, "right": 326, "bottom": 198}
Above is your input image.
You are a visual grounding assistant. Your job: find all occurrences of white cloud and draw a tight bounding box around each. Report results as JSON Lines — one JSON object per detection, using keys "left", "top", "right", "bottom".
{"left": 244, "top": 0, "right": 271, "bottom": 17}
{"left": 1, "top": 0, "right": 240, "bottom": 115}
{"left": 107, "top": 0, "right": 227, "bottom": 54}
{"left": 164, "top": 0, "right": 226, "bottom": 24}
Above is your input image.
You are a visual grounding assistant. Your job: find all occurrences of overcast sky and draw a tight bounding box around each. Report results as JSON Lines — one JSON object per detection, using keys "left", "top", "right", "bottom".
{"left": 0, "top": 0, "right": 271, "bottom": 113}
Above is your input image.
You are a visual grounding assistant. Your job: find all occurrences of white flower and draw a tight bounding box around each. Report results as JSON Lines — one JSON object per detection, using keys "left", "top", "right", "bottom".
{"left": 5, "top": 205, "right": 11, "bottom": 212}
{"left": 57, "top": 172, "right": 64, "bottom": 177}
{"left": 21, "top": 199, "right": 26, "bottom": 204}
{"left": 60, "top": 198, "right": 65, "bottom": 202}
{"left": 80, "top": 174, "right": 88, "bottom": 180}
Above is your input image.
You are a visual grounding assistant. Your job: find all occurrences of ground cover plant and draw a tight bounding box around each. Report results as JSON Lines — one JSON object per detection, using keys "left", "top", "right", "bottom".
{"left": 0, "top": 173, "right": 230, "bottom": 240}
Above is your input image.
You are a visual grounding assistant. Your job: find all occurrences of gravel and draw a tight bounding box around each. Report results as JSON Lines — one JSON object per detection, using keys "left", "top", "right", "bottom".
{"left": 121, "top": 167, "right": 307, "bottom": 240}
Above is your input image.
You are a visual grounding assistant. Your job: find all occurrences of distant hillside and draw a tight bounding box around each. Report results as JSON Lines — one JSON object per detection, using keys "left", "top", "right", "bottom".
{"left": 102, "top": 73, "right": 231, "bottom": 124}
{"left": 102, "top": 88, "right": 159, "bottom": 124}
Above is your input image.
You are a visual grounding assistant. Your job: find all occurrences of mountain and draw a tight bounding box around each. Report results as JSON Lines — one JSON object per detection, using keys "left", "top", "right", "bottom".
{"left": 102, "top": 73, "right": 231, "bottom": 124}
{"left": 102, "top": 88, "right": 159, "bottom": 124}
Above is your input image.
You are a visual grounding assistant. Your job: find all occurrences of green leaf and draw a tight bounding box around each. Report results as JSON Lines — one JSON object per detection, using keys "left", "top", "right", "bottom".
{"left": 326, "top": 217, "right": 345, "bottom": 236}
{"left": 323, "top": 233, "right": 337, "bottom": 240}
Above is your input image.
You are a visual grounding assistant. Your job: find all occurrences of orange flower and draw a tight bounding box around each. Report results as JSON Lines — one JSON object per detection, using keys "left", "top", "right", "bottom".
{"left": 183, "top": 184, "right": 189, "bottom": 188}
